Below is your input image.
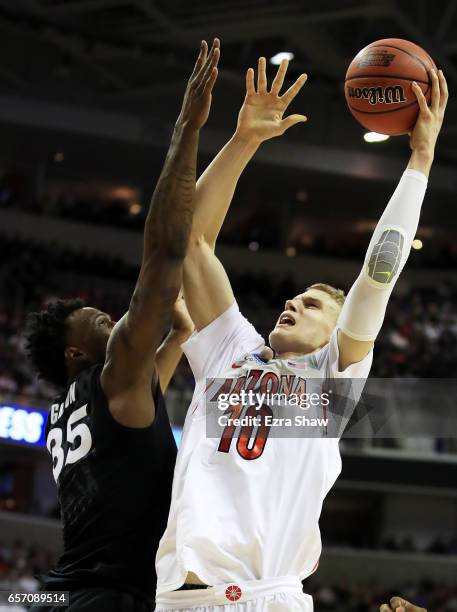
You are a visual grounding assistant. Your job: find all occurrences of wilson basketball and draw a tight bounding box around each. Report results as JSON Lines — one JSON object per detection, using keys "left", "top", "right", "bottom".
{"left": 345, "top": 38, "right": 437, "bottom": 135}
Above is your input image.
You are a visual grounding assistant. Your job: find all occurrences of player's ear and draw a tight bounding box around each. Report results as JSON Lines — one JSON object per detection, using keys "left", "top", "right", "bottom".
{"left": 65, "top": 346, "right": 87, "bottom": 363}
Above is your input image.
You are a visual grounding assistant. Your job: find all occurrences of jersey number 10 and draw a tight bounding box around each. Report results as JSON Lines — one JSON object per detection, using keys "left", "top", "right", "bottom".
{"left": 217, "top": 404, "right": 273, "bottom": 460}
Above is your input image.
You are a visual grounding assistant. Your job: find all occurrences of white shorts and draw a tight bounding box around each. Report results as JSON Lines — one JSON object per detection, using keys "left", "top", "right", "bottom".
{"left": 155, "top": 575, "right": 313, "bottom": 611}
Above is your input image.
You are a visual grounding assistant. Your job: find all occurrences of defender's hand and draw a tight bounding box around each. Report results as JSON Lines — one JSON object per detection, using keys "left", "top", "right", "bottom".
{"left": 178, "top": 38, "right": 220, "bottom": 130}
{"left": 408, "top": 68, "right": 448, "bottom": 155}
{"left": 235, "top": 57, "right": 308, "bottom": 143}
{"left": 380, "top": 596, "right": 427, "bottom": 612}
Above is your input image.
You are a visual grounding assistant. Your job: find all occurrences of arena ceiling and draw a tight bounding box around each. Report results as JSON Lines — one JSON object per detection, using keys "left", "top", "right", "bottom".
{"left": 0, "top": 0, "right": 456, "bottom": 163}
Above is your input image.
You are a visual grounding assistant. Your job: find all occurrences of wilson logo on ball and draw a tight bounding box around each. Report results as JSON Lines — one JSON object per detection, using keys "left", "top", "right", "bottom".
{"left": 347, "top": 85, "right": 406, "bottom": 105}
{"left": 225, "top": 585, "right": 242, "bottom": 601}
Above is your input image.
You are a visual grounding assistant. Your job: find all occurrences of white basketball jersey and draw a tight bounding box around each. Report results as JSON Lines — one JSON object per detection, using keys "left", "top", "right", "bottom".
{"left": 156, "top": 302, "right": 372, "bottom": 595}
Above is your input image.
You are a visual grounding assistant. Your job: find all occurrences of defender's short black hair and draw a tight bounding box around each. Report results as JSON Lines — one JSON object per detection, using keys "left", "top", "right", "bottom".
{"left": 25, "top": 299, "right": 85, "bottom": 389}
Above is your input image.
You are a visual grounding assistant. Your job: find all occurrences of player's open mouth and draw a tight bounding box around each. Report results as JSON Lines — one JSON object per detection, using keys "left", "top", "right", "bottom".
{"left": 278, "top": 312, "right": 296, "bottom": 327}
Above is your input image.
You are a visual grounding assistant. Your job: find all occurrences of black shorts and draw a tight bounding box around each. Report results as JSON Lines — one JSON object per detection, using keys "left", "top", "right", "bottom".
{"left": 28, "top": 588, "right": 153, "bottom": 612}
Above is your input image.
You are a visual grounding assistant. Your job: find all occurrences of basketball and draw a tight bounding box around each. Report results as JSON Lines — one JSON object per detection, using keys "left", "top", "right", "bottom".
{"left": 345, "top": 38, "right": 437, "bottom": 135}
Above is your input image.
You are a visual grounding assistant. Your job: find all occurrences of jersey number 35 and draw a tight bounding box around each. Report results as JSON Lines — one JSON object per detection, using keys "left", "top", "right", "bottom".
{"left": 46, "top": 404, "right": 93, "bottom": 483}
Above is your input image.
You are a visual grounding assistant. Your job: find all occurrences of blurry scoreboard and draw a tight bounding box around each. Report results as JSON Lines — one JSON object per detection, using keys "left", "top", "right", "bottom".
{"left": 0, "top": 403, "right": 46, "bottom": 447}
{"left": 0, "top": 402, "right": 183, "bottom": 448}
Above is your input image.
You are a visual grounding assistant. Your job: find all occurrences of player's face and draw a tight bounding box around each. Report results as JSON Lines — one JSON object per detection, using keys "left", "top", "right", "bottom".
{"left": 65, "top": 307, "right": 116, "bottom": 367}
{"left": 269, "top": 289, "right": 340, "bottom": 356}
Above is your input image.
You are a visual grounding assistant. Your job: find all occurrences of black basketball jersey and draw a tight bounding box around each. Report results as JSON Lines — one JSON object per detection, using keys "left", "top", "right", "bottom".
{"left": 40, "top": 364, "right": 177, "bottom": 601}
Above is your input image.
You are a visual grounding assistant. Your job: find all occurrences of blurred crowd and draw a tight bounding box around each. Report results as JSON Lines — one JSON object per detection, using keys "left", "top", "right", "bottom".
{"left": 7, "top": 192, "right": 147, "bottom": 232}
{"left": 0, "top": 236, "right": 134, "bottom": 404}
{"left": 1, "top": 235, "right": 457, "bottom": 406}
{"left": 382, "top": 535, "right": 457, "bottom": 556}
{"left": 0, "top": 540, "right": 56, "bottom": 596}
{"left": 324, "top": 533, "right": 457, "bottom": 557}
{"left": 2, "top": 173, "right": 457, "bottom": 269}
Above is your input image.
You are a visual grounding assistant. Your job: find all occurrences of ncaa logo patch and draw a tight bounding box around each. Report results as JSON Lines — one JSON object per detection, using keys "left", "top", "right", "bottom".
{"left": 242, "top": 353, "right": 257, "bottom": 363}
{"left": 225, "top": 584, "right": 242, "bottom": 601}
{"left": 243, "top": 353, "right": 265, "bottom": 365}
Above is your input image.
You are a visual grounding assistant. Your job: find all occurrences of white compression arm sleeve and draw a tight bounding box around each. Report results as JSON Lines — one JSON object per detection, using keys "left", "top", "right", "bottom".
{"left": 337, "top": 169, "right": 428, "bottom": 342}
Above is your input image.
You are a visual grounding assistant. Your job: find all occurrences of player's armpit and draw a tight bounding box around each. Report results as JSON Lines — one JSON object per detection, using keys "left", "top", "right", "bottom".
{"left": 183, "top": 235, "right": 235, "bottom": 331}
{"left": 337, "top": 329, "right": 374, "bottom": 372}
{"left": 155, "top": 337, "right": 182, "bottom": 393}
{"left": 155, "top": 331, "right": 192, "bottom": 392}
{"left": 103, "top": 379, "right": 158, "bottom": 428}
{"left": 155, "top": 291, "right": 194, "bottom": 392}
{"left": 100, "top": 320, "right": 158, "bottom": 427}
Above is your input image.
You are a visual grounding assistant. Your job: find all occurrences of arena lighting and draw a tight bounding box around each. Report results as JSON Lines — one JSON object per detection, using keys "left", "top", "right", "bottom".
{"left": 286, "top": 246, "right": 296, "bottom": 257}
{"left": 249, "top": 241, "right": 259, "bottom": 251}
{"left": 412, "top": 238, "right": 423, "bottom": 250}
{"left": 270, "top": 51, "right": 294, "bottom": 65}
{"left": 53, "top": 151, "right": 65, "bottom": 162}
{"left": 129, "top": 203, "right": 142, "bottom": 215}
{"left": 364, "top": 132, "right": 390, "bottom": 143}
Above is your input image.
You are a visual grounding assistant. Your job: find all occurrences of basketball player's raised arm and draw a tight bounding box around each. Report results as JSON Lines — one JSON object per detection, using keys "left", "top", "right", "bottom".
{"left": 337, "top": 68, "right": 448, "bottom": 371}
{"left": 101, "top": 40, "right": 220, "bottom": 423}
{"left": 184, "top": 58, "right": 308, "bottom": 330}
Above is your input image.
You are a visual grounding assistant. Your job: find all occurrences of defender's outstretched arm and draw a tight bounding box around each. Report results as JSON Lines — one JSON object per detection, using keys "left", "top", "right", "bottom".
{"left": 101, "top": 40, "right": 220, "bottom": 425}
{"left": 184, "top": 57, "right": 308, "bottom": 330}
{"left": 337, "top": 69, "right": 448, "bottom": 371}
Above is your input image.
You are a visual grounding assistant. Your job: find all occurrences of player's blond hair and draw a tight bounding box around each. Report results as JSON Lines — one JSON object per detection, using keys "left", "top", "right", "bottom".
{"left": 307, "top": 283, "right": 346, "bottom": 309}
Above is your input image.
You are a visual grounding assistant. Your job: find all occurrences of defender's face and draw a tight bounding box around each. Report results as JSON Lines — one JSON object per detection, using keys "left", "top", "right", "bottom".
{"left": 65, "top": 307, "right": 115, "bottom": 366}
{"left": 269, "top": 289, "right": 340, "bottom": 356}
